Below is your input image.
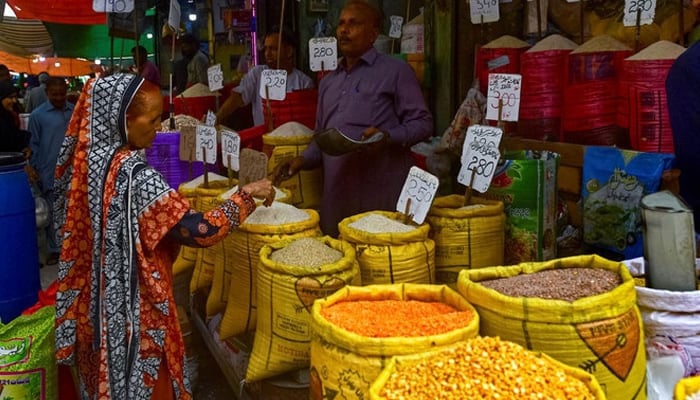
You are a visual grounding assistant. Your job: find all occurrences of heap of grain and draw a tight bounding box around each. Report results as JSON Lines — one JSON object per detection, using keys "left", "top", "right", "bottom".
{"left": 310, "top": 284, "right": 479, "bottom": 400}
{"left": 262, "top": 121, "right": 322, "bottom": 208}
{"left": 174, "top": 83, "right": 219, "bottom": 121}
{"left": 476, "top": 35, "right": 530, "bottom": 95}
{"left": 426, "top": 195, "right": 505, "bottom": 287}
{"left": 519, "top": 34, "right": 578, "bottom": 141}
{"left": 180, "top": 83, "right": 220, "bottom": 97}
{"left": 458, "top": 254, "right": 647, "bottom": 400}
{"left": 146, "top": 114, "right": 204, "bottom": 189}
{"left": 370, "top": 336, "right": 605, "bottom": 400}
{"left": 338, "top": 211, "right": 435, "bottom": 285}
{"left": 562, "top": 35, "right": 633, "bottom": 146}
{"left": 618, "top": 40, "right": 685, "bottom": 153}
{"left": 216, "top": 201, "right": 321, "bottom": 339}
{"left": 245, "top": 237, "right": 360, "bottom": 382}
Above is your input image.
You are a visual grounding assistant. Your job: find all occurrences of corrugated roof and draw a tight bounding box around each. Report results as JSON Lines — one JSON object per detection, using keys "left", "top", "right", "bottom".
{"left": 0, "top": 17, "right": 53, "bottom": 56}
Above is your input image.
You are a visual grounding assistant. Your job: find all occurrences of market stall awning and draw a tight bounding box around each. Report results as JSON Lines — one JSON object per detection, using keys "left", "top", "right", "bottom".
{"left": 6, "top": 0, "right": 106, "bottom": 25}
{"left": 45, "top": 22, "right": 154, "bottom": 61}
{"left": 0, "top": 18, "right": 53, "bottom": 56}
{"left": 0, "top": 50, "right": 95, "bottom": 75}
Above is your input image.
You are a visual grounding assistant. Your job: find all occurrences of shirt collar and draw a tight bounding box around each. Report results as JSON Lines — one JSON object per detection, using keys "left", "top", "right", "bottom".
{"left": 339, "top": 47, "right": 380, "bottom": 72}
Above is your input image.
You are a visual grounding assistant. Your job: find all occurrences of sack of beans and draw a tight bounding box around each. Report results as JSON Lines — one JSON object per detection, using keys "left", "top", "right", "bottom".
{"left": 458, "top": 254, "right": 647, "bottom": 400}
{"left": 676, "top": 375, "right": 700, "bottom": 400}
{"left": 263, "top": 122, "right": 322, "bottom": 208}
{"left": 309, "top": 283, "right": 479, "bottom": 400}
{"left": 369, "top": 336, "right": 606, "bottom": 400}
{"left": 172, "top": 173, "right": 230, "bottom": 281}
{"left": 426, "top": 195, "right": 505, "bottom": 286}
{"left": 338, "top": 211, "right": 435, "bottom": 285}
{"left": 217, "top": 202, "right": 322, "bottom": 337}
{"left": 246, "top": 237, "right": 360, "bottom": 382}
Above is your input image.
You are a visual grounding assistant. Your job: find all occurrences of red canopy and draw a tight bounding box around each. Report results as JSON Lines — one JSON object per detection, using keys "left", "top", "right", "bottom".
{"left": 0, "top": 51, "right": 95, "bottom": 76}
{"left": 6, "top": 0, "right": 106, "bottom": 25}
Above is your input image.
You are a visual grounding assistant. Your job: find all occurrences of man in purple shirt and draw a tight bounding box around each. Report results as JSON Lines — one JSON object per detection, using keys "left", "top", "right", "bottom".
{"left": 131, "top": 45, "right": 161, "bottom": 86}
{"left": 276, "top": 0, "right": 433, "bottom": 237}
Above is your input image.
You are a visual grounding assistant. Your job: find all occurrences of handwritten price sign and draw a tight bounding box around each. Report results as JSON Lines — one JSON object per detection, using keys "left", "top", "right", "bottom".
{"left": 623, "top": 0, "right": 656, "bottom": 26}
{"left": 486, "top": 73, "right": 522, "bottom": 122}
{"left": 469, "top": 0, "right": 500, "bottom": 24}
{"left": 396, "top": 167, "right": 439, "bottom": 224}
{"left": 195, "top": 124, "right": 218, "bottom": 165}
{"left": 179, "top": 128, "right": 196, "bottom": 161}
{"left": 389, "top": 15, "right": 404, "bottom": 38}
{"left": 207, "top": 64, "right": 224, "bottom": 92}
{"left": 221, "top": 129, "right": 240, "bottom": 172}
{"left": 93, "top": 0, "right": 134, "bottom": 12}
{"left": 457, "top": 125, "right": 503, "bottom": 193}
{"left": 309, "top": 37, "right": 338, "bottom": 72}
{"left": 259, "top": 69, "right": 287, "bottom": 101}
{"left": 205, "top": 110, "right": 217, "bottom": 127}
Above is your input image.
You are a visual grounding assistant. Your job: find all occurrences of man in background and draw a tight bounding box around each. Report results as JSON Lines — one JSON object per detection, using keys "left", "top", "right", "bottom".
{"left": 25, "top": 71, "right": 49, "bottom": 113}
{"left": 180, "top": 33, "right": 209, "bottom": 88}
{"left": 131, "top": 45, "right": 161, "bottom": 86}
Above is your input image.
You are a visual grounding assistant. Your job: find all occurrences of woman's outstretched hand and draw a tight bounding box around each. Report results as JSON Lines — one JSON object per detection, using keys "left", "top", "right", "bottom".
{"left": 241, "top": 178, "right": 275, "bottom": 207}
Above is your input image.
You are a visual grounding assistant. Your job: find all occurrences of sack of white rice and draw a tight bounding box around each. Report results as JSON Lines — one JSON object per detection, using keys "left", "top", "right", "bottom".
{"left": 180, "top": 83, "right": 221, "bottom": 97}
{"left": 216, "top": 202, "right": 322, "bottom": 338}
{"left": 338, "top": 211, "right": 435, "bottom": 285}
{"left": 245, "top": 237, "right": 360, "bottom": 382}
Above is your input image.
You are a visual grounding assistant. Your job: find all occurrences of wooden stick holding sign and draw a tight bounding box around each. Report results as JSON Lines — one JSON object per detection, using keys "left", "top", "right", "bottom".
{"left": 265, "top": 85, "right": 274, "bottom": 132}
{"left": 457, "top": 125, "right": 504, "bottom": 205}
{"left": 195, "top": 124, "right": 218, "bottom": 188}
{"left": 623, "top": 0, "right": 657, "bottom": 50}
{"left": 396, "top": 166, "right": 439, "bottom": 225}
{"left": 403, "top": 198, "right": 413, "bottom": 225}
{"left": 463, "top": 168, "right": 477, "bottom": 206}
{"left": 202, "top": 147, "right": 209, "bottom": 187}
{"left": 221, "top": 129, "right": 241, "bottom": 188}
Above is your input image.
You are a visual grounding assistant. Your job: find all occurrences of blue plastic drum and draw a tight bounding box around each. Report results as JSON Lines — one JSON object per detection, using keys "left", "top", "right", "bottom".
{"left": 0, "top": 152, "right": 39, "bottom": 323}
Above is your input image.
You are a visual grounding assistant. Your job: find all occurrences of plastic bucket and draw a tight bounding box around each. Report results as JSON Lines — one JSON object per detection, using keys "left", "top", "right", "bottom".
{"left": 0, "top": 152, "right": 40, "bottom": 323}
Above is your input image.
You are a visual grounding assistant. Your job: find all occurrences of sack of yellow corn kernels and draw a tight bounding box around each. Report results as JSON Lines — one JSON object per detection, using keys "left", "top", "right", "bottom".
{"left": 426, "top": 195, "right": 505, "bottom": 286}
{"left": 174, "top": 173, "right": 231, "bottom": 278}
{"left": 458, "top": 254, "right": 646, "bottom": 400}
{"left": 675, "top": 375, "right": 700, "bottom": 400}
{"left": 338, "top": 211, "right": 435, "bottom": 285}
{"left": 309, "top": 283, "right": 479, "bottom": 400}
{"left": 216, "top": 202, "right": 322, "bottom": 337}
{"left": 263, "top": 124, "right": 322, "bottom": 209}
{"left": 246, "top": 237, "right": 360, "bottom": 382}
{"left": 369, "top": 336, "right": 606, "bottom": 400}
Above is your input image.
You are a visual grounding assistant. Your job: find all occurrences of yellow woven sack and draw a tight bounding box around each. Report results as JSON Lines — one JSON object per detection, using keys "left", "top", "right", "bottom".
{"left": 458, "top": 254, "right": 646, "bottom": 400}
{"left": 369, "top": 338, "right": 607, "bottom": 400}
{"left": 246, "top": 237, "right": 360, "bottom": 382}
{"left": 188, "top": 179, "right": 236, "bottom": 294}
{"left": 426, "top": 195, "right": 505, "bottom": 285}
{"left": 675, "top": 375, "right": 700, "bottom": 400}
{"left": 264, "top": 134, "right": 322, "bottom": 209}
{"left": 217, "top": 207, "right": 322, "bottom": 336}
{"left": 338, "top": 211, "right": 435, "bottom": 285}
{"left": 309, "top": 283, "right": 479, "bottom": 400}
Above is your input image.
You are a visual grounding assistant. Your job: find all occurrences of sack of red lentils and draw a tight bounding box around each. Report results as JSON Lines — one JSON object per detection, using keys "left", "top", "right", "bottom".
{"left": 458, "top": 254, "right": 647, "bottom": 400}
{"left": 309, "top": 284, "right": 479, "bottom": 400}
{"left": 338, "top": 211, "right": 435, "bottom": 285}
{"left": 675, "top": 375, "right": 700, "bottom": 400}
{"left": 245, "top": 237, "right": 360, "bottom": 382}
{"left": 426, "top": 195, "right": 505, "bottom": 286}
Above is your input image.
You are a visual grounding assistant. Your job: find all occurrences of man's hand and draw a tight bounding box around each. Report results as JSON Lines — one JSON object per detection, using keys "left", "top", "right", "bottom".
{"left": 359, "top": 126, "right": 389, "bottom": 153}
{"left": 272, "top": 156, "right": 305, "bottom": 186}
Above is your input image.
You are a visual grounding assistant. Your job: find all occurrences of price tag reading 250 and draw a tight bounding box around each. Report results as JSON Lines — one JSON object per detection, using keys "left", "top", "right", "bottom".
{"left": 396, "top": 166, "right": 439, "bottom": 225}
{"left": 259, "top": 69, "right": 287, "bottom": 101}
{"left": 195, "top": 124, "right": 218, "bottom": 165}
{"left": 457, "top": 125, "right": 503, "bottom": 193}
{"left": 221, "top": 129, "right": 240, "bottom": 172}
{"left": 309, "top": 37, "right": 338, "bottom": 72}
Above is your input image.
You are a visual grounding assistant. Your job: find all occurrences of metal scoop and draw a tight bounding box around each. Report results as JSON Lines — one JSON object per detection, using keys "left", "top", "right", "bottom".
{"left": 313, "top": 127, "right": 385, "bottom": 156}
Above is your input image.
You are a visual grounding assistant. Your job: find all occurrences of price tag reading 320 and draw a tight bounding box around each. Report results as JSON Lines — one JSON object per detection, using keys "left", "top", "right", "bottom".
{"left": 259, "top": 69, "right": 287, "bottom": 101}
{"left": 195, "top": 124, "right": 218, "bottom": 164}
{"left": 457, "top": 125, "right": 503, "bottom": 193}
{"left": 221, "top": 129, "right": 240, "bottom": 172}
{"left": 396, "top": 166, "right": 439, "bottom": 225}
{"left": 469, "top": 0, "right": 500, "bottom": 24}
{"left": 309, "top": 37, "right": 338, "bottom": 72}
{"left": 486, "top": 73, "right": 522, "bottom": 122}
{"left": 623, "top": 0, "right": 656, "bottom": 26}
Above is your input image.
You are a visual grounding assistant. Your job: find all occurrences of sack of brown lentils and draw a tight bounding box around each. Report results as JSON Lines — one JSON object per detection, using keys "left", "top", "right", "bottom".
{"left": 458, "top": 254, "right": 647, "bottom": 400}
{"left": 245, "top": 237, "right": 360, "bottom": 382}
{"left": 309, "top": 283, "right": 479, "bottom": 400}
{"left": 338, "top": 211, "right": 436, "bottom": 285}
{"left": 369, "top": 336, "right": 606, "bottom": 400}
{"left": 217, "top": 202, "right": 322, "bottom": 338}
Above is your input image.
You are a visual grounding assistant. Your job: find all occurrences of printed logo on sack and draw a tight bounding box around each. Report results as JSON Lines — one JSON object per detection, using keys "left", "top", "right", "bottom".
{"left": 0, "top": 337, "right": 32, "bottom": 368}
{"left": 295, "top": 277, "right": 347, "bottom": 313}
{"left": 575, "top": 309, "right": 640, "bottom": 381}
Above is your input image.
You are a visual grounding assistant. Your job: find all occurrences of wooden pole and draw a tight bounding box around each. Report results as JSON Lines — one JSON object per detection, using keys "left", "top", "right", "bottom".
{"left": 277, "top": 0, "right": 287, "bottom": 69}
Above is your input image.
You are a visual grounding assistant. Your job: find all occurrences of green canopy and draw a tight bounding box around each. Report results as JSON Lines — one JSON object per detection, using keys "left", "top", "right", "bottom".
{"left": 45, "top": 23, "right": 155, "bottom": 62}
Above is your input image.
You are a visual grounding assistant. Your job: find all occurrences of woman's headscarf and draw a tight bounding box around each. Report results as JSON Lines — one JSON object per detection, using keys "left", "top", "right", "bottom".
{"left": 0, "top": 80, "right": 17, "bottom": 101}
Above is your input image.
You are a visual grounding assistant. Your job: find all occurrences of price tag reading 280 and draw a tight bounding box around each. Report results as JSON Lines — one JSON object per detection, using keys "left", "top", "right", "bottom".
{"left": 220, "top": 129, "right": 240, "bottom": 172}
{"left": 195, "top": 124, "right": 218, "bottom": 165}
{"left": 259, "top": 69, "right": 287, "bottom": 101}
{"left": 469, "top": 0, "right": 500, "bottom": 24}
{"left": 309, "top": 37, "right": 338, "bottom": 72}
{"left": 396, "top": 166, "right": 439, "bottom": 225}
{"left": 623, "top": 0, "right": 656, "bottom": 26}
{"left": 457, "top": 125, "right": 503, "bottom": 193}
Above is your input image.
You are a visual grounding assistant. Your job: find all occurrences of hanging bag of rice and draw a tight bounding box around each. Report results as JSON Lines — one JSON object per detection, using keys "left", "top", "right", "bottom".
{"left": 562, "top": 35, "right": 633, "bottom": 146}
{"left": 217, "top": 202, "right": 322, "bottom": 338}
{"left": 245, "top": 237, "right": 360, "bottom": 382}
{"left": 618, "top": 41, "right": 685, "bottom": 153}
{"left": 519, "top": 34, "right": 578, "bottom": 141}
{"left": 475, "top": 35, "right": 530, "bottom": 95}
{"left": 370, "top": 336, "right": 606, "bottom": 400}
{"left": 264, "top": 88, "right": 318, "bottom": 130}
{"left": 338, "top": 211, "right": 435, "bottom": 285}
{"left": 426, "top": 195, "right": 505, "bottom": 286}
{"left": 309, "top": 283, "right": 479, "bottom": 400}
{"left": 263, "top": 121, "right": 323, "bottom": 208}
{"left": 458, "top": 254, "right": 647, "bottom": 400}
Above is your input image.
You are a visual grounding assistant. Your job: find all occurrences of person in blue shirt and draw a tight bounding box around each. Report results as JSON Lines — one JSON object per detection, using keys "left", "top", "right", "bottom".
{"left": 28, "top": 77, "right": 74, "bottom": 265}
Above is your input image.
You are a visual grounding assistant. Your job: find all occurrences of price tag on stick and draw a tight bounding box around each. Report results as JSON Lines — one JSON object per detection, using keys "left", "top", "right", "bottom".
{"left": 239, "top": 149, "right": 268, "bottom": 186}
{"left": 388, "top": 16, "right": 404, "bottom": 38}
{"left": 179, "top": 128, "right": 196, "bottom": 161}
{"left": 457, "top": 125, "right": 503, "bottom": 194}
{"left": 309, "top": 37, "right": 338, "bottom": 72}
{"left": 470, "top": 0, "right": 500, "bottom": 24}
{"left": 259, "top": 69, "right": 288, "bottom": 101}
{"left": 486, "top": 73, "right": 522, "bottom": 122}
{"left": 221, "top": 129, "right": 241, "bottom": 172}
{"left": 623, "top": 0, "right": 656, "bottom": 26}
{"left": 396, "top": 166, "right": 439, "bottom": 225}
{"left": 205, "top": 110, "right": 217, "bottom": 127}
{"left": 195, "top": 124, "right": 218, "bottom": 164}
{"left": 207, "top": 64, "right": 224, "bottom": 92}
